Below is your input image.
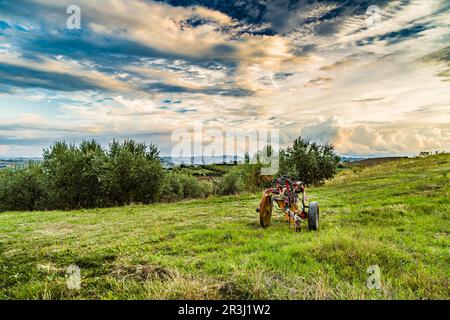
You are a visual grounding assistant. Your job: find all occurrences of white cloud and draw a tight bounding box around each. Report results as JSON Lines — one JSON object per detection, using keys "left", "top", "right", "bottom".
{"left": 300, "top": 116, "right": 450, "bottom": 156}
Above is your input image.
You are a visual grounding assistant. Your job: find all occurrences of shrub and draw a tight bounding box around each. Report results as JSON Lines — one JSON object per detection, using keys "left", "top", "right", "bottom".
{"left": 241, "top": 164, "right": 271, "bottom": 191}
{"left": 216, "top": 164, "right": 271, "bottom": 195}
{"left": 161, "top": 171, "right": 213, "bottom": 202}
{"left": 99, "top": 140, "right": 164, "bottom": 206}
{"left": 217, "top": 167, "right": 246, "bottom": 195}
{"left": 179, "top": 173, "right": 211, "bottom": 199}
{"left": 0, "top": 164, "right": 47, "bottom": 211}
{"left": 279, "top": 137, "right": 340, "bottom": 185}
{"left": 42, "top": 140, "right": 107, "bottom": 209}
{"left": 161, "top": 171, "right": 184, "bottom": 202}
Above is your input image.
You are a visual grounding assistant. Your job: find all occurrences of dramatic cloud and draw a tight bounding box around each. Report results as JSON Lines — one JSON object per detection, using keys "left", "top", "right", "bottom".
{"left": 0, "top": 0, "right": 449, "bottom": 157}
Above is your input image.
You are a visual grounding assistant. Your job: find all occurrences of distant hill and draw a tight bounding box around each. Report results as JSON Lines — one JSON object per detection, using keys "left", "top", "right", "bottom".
{"left": 160, "top": 155, "right": 245, "bottom": 167}
{"left": 163, "top": 155, "right": 366, "bottom": 167}
{"left": 340, "top": 156, "right": 367, "bottom": 163}
{"left": 0, "top": 158, "right": 42, "bottom": 169}
{"left": 348, "top": 156, "right": 408, "bottom": 167}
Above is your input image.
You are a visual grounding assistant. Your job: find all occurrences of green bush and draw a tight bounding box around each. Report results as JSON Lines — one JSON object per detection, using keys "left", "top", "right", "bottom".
{"left": 180, "top": 174, "right": 212, "bottom": 199}
{"left": 43, "top": 140, "right": 106, "bottom": 209}
{"left": 161, "top": 171, "right": 184, "bottom": 202}
{"left": 279, "top": 137, "right": 340, "bottom": 185}
{"left": 215, "top": 164, "right": 270, "bottom": 195}
{"left": 161, "top": 171, "right": 213, "bottom": 202}
{"left": 0, "top": 164, "right": 47, "bottom": 211}
{"left": 99, "top": 140, "right": 164, "bottom": 206}
{"left": 217, "top": 167, "right": 246, "bottom": 195}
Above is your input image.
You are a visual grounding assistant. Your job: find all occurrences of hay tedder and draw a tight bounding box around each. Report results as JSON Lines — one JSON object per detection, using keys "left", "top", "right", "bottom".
{"left": 256, "top": 176, "right": 319, "bottom": 232}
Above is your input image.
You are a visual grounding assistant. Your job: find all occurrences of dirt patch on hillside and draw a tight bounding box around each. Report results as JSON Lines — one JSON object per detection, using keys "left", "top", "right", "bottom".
{"left": 38, "top": 222, "right": 74, "bottom": 236}
{"left": 112, "top": 264, "right": 174, "bottom": 281}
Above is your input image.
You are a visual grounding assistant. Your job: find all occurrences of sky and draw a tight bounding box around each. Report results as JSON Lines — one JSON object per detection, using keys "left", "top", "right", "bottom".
{"left": 0, "top": 0, "right": 449, "bottom": 158}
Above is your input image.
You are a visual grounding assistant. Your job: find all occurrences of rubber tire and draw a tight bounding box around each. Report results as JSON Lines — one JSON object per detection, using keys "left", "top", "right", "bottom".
{"left": 259, "top": 194, "right": 273, "bottom": 228}
{"left": 308, "top": 202, "right": 319, "bottom": 231}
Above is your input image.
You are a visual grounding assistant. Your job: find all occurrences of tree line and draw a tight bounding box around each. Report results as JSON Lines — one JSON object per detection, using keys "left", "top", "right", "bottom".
{"left": 0, "top": 137, "right": 340, "bottom": 212}
{"left": 0, "top": 139, "right": 212, "bottom": 211}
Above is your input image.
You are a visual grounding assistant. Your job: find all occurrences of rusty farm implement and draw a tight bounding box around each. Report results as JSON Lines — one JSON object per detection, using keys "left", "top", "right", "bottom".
{"left": 256, "top": 176, "right": 319, "bottom": 232}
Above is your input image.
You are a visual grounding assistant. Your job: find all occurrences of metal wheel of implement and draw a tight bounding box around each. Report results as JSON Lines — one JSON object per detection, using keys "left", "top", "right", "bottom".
{"left": 308, "top": 202, "right": 319, "bottom": 231}
{"left": 259, "top": 194, "right": 273, "bottom": 228}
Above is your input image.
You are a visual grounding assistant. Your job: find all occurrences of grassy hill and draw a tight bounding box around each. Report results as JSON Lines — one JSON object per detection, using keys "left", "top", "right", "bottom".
{"left": 347, "top": 156, "right": 408, "bottom": 167}
{"left": 0, "top": 154, "right": 449, "bottom": 300}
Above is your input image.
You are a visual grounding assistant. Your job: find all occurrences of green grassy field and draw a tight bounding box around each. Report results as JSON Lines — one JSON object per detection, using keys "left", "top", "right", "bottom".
{"left": 0, "top": 154, "right": 449, "bottom": 300}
